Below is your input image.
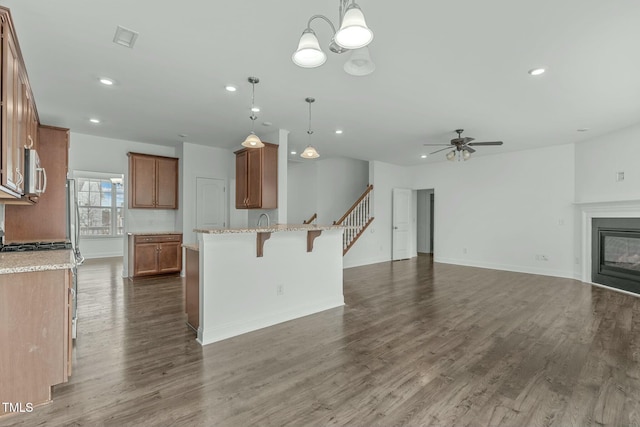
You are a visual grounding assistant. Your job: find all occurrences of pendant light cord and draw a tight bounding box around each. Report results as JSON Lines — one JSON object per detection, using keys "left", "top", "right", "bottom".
{"left": 307, "top": 100, "right": 313, "bottom": 136}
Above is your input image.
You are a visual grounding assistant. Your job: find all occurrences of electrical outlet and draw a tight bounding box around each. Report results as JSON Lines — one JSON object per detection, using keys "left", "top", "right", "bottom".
{"left": 276, "top": 285, "right": 284, "bottom": 296}
{"left": 535, "top": 254, "right": 549, "bottom": 261}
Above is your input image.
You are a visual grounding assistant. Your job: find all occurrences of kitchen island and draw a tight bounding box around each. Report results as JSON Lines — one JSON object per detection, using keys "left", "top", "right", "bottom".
{"left": 194, "top": 224, "right": 344, "bottom": 345}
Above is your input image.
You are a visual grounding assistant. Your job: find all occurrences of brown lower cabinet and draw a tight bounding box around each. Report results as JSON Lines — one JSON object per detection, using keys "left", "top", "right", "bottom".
{"left": 128, "top": 233, "right": 182, "bottom": 278}
{"left": 0, "top": 268, "right": 72, "bottom": 416}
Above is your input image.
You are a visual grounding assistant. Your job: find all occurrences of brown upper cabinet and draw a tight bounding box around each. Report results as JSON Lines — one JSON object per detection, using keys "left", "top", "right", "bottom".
{"left": 234, "top": 142, "right": 278, "bottom": 209}
{"left": 128, "top": 152, "right": 179, "bottom": 209}
{"left": 0, "top": 8, "right": 38, "bottom": 199}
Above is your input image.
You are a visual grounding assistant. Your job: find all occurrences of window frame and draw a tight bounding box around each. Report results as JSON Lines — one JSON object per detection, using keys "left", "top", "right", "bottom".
{"left": 75, "top": 171, "right": 124, "bottom": 239}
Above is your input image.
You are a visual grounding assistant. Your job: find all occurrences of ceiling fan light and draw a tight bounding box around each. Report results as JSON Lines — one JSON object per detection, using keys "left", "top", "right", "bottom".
{"left": 343, "top": 46, "right": 375, "bottom": 76}
{"left": 292, "top": 29, "right": 327, "bottom": 68}
{"left": 301, "top": 145, "right": 320, "bottom": 159}
{"left": 242, "top": 132, "right": 264, "bottom": 148}
{"left": 462, "top": 149, "right": 471, "bottom": 161}
{"left": 446, "top": 150, "right": 456, "bottom": 161}
{"left": 335, "top": 4, "right": 373, "bottom": 49}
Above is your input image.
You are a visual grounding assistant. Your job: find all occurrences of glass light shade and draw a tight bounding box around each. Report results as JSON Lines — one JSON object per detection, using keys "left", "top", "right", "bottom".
{"left": 301, "top": 145, "right": 320, "bottom": 159}
{"left": 241, "top": 132, "right": 264, "bottom": 148}
{"left": 344, "top": 46, "right": 375, "bottom": 76}
{"left": 292, "top": 29, "right": 327, "bottom": 68}
{"left": 446, "top": 150, "right": 456, "bottom": 161}
{"left": 462, "top": 149, "right": 471, "bottom": 161}
{"left": 335, "top": 4, "right": 373, "bottom": 49}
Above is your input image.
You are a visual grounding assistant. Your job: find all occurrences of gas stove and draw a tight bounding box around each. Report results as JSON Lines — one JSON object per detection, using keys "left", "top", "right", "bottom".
{"left": 0, "top": 241, "right": 73, "bottom": 252}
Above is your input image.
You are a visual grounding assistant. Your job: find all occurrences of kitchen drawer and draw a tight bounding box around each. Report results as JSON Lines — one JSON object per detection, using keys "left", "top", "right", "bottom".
{"left": 134, "top": 234, "right": 181, "bottom": 244}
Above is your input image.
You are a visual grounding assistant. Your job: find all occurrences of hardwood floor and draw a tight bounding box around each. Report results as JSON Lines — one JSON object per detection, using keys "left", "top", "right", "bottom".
{"left": 2, "top": 255, "right": 640, "bottom": 426}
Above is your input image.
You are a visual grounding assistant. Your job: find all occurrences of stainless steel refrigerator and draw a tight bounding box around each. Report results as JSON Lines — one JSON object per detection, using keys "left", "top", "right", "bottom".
{"left": 66, "top": 179, "right": 84, "bottom": 339}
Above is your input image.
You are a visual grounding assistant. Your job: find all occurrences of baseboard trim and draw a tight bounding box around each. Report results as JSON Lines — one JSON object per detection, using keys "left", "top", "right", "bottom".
{"left": 434, "top": 257, "right": 576, "bottom": 280}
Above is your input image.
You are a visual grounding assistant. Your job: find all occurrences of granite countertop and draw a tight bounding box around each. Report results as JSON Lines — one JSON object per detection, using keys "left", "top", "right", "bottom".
{"left": 194, "top": 223, "right": 343, "bottom": 234}
{"left": 182, "top": 243, "right": 199, "bottom": 251}
{"left": 127, "top": 231, "right": 183, "bottom": 236}
{"left": 0, "top": 249, "right": 76, "bottom": 275}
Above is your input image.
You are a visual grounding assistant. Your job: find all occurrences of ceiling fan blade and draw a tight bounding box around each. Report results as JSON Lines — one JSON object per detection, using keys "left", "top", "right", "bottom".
{"left": 461, "top": 137, "right": 474, "bottom": 144}
{"left": 467, "top": 141, "right": 503, "bottom": 146}
{"left": 462, "top": 146, "right": 476, "bottom": 153}
{"left": 428, "top": 146, "right": 454, "bottom": 155}
{"left": 423, "top": 143, "right": 451, "bottom": 146}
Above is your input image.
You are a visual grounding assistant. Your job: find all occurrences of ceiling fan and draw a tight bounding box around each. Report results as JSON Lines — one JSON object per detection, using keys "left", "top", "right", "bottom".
{"left": 424, "top": 129, "right": 503, "bottom": 161}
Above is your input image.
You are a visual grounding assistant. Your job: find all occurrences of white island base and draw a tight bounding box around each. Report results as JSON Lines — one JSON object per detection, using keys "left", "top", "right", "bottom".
{"left": 195, "top": 225, "right": 344, "bottom": 345}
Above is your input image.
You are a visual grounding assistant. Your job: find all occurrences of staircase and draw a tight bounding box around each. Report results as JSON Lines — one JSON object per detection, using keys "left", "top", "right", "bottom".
{"left": 334, "top": 185, "right": 374, "bottom": 255}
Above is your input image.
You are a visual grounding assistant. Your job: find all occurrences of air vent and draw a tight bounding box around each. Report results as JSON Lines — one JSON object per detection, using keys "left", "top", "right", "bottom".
{"left": 113, "top": 25, "right": 139, "bottom": 48}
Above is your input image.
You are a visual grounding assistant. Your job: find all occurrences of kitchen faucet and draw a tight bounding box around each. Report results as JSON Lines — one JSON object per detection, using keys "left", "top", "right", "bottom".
{"left": 257, "top": 213, "right": 270, "bottom": 227}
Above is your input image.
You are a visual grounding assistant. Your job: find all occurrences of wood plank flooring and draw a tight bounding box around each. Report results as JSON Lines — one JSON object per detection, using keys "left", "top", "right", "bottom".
{"left": 2, "top": 255, "right": 640, "bottom": 426}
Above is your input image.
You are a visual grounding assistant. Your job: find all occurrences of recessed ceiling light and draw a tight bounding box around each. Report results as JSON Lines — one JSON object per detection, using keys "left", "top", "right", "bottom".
{"left": 577, "top": 128, "right": 590, "bottom": 132}
{"left": 528, "top": 67, "right": 546, "bottom": 76}
{"left": 262, "top": 122, "right": 272, "bottom": 127}
{"left": 251, "top": 106, "right": 260, "bottom": 113}
{"left": 335, "top": 129, "right": 343, "bottom": 134}
{"left": 290, "top": 151, "right": 297, "bottom": 155}
{"left": 225, "top": 85, "right": 237, "bottom": 92}
{"left": 421, "top": 154, "right": 428, "bottom": 159}
{"left": 89, "top": 118, "right": 100, "bottom": 124}
{"left": 99, "top": 77, "right": 115, "bottom": 86}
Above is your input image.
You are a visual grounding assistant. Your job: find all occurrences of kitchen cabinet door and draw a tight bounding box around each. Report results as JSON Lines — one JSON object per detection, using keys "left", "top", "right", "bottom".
{"left": 234, "top": 142, "right": 278, "bottom": 209}
{"left": 133, "top": 242, "right": 160, "bottom": 276}
{"left": 129, "top": 154, "right": 156, "bottom": 208}
{"left": 158, "top": 241, "right": 182, "bottom": 273}
{"left": 155, "top": 157, "right": 178, "bottom": 209}
{"left": 1, "top": 18, "right": 21, "bottom": 195}
{"left": 235, "top": 150, "right": 248, "bottom": 208}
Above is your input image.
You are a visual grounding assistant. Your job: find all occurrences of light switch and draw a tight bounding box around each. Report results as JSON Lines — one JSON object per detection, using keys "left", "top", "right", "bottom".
{"left": 616, "top": 171, "right": 625, "bottom": 182}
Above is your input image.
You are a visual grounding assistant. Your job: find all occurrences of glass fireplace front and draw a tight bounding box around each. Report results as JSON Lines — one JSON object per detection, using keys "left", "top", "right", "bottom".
{"left": 592, "top": 217, "right": 640, "bottom": 294}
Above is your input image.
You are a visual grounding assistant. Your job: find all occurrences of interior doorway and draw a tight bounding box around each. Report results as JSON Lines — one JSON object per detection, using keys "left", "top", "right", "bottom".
{"left": 417, "top": 189, "right": 434, "bottom": 255}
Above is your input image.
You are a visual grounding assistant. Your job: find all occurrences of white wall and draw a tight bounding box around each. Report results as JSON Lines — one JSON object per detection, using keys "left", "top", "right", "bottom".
{"left": 575, "top": 123, "right": 640, "bottom": 203}
{"left": 410, "top": 144, "right": 576, "bottom": 278}
{"left": 180, "top": 142, "right": 234, "bottom": 245}
{"left": 287, "top": 157, "right": 369, "bottom": 226}
{"left": 316, "top": 158, "right": 369, "bottom": 225}
{"left": 287, "top": 161, "right": 318, "bottom": 224}
{"left": 68, "top": 132, "right": 177, "bottom": 270}
{"left": 343, "top": 161, "right": 413, "bottom": 268}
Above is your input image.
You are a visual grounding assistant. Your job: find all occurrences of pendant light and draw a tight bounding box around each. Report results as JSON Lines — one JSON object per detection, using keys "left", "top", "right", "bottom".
{"left": 301, "top": 97, "right": 320, "bottom": 159}
{"left": 241, "top": 77, "right": 264, "bottom": 148}
{"left": 334, "top": 2, "right": 374, "bottom": 49}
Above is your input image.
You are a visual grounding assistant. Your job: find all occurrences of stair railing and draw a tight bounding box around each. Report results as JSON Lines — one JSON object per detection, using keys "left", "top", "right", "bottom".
{"left": 303, "top": 213, "right": 317, "bottom": 224}
{"left": 334, "top": 185, "right": 374, "bottom": 255}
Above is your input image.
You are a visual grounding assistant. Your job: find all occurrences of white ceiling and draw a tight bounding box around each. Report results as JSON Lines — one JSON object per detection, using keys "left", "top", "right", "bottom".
{"left": 4, "top": 0, "right": 640, "bottom": 166}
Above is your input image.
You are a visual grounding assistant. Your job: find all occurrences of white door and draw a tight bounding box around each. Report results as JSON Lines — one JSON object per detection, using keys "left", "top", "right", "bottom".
{"left": 196, "top": 177, "right": 226, "bottom": 230}
{"left": 392, "top": 188, "right": 412, "bottom": 260}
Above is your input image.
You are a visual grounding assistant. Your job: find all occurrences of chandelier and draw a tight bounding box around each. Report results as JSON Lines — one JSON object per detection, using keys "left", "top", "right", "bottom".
{"left": 292, "top": 0, "right": 375, "bottom": 76}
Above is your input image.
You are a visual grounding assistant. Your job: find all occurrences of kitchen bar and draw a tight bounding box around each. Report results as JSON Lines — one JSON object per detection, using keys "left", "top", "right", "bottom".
{"left": 194, "top": 224, "right": 344, "bottom": 345}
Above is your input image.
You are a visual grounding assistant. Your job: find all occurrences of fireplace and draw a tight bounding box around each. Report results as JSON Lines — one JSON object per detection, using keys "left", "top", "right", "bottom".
{"left": 592, "top": 217, "right": 640, "bottom": 294}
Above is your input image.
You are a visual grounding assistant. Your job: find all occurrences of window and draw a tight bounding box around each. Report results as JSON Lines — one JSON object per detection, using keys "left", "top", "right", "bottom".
{"left": 77, "top": 177, "right": 124, "bottom": 236}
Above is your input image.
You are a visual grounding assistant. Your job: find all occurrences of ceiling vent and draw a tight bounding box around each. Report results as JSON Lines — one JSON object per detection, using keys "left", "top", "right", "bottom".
{"left": 113, "top": 25, "right": 139, "bottom": 48}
